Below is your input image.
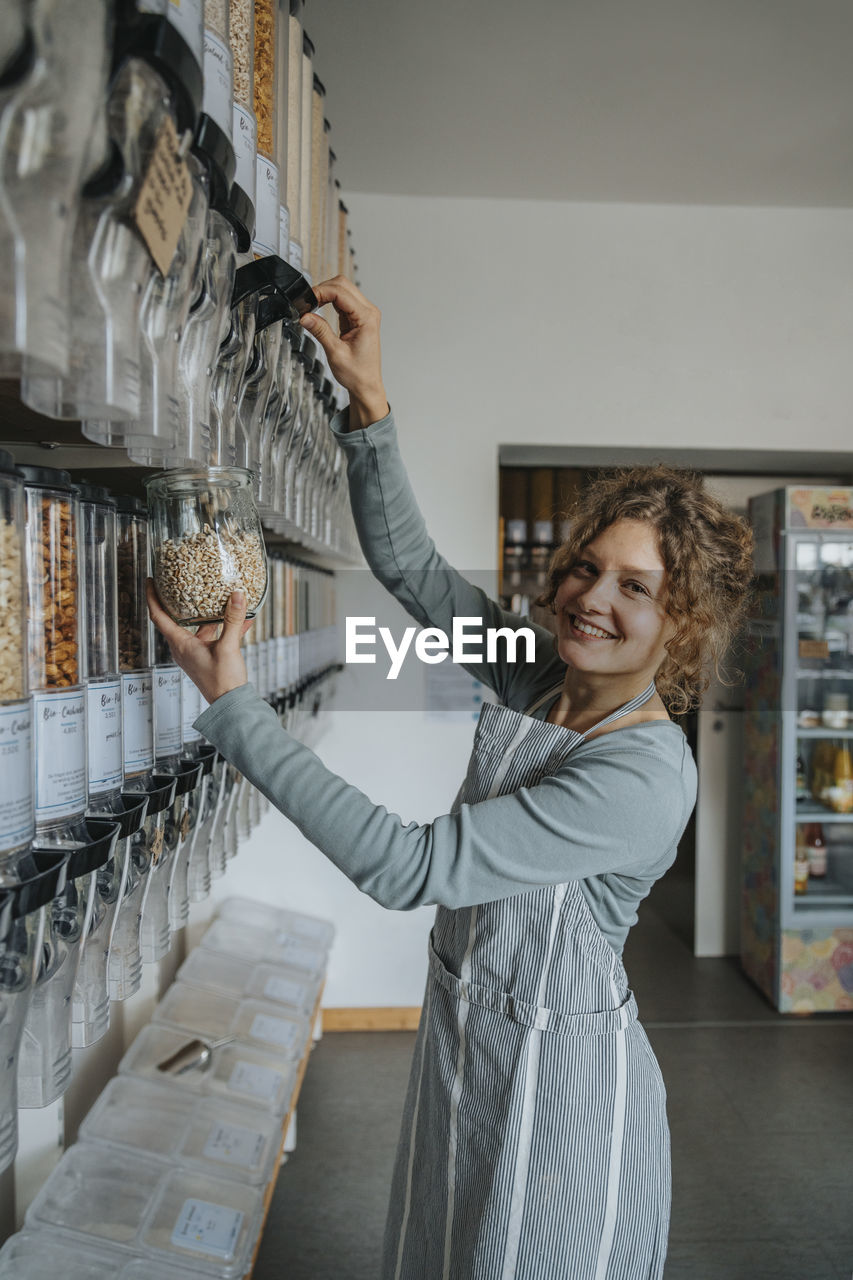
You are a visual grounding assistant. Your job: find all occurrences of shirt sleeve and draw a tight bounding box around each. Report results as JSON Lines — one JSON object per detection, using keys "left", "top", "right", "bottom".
{"left": 196, "top": 684, "right": 696, "bottom": 912}
{"left": 333, "top": 410, "right": 562, "bottom": 708}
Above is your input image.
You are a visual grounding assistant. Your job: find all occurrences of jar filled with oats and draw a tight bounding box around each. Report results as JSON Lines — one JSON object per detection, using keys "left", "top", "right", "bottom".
{"left": 115, "top": 496, "right": 155, "bottom": 790}
{"left": 146, "top": 466, "right": 268, "bottom": 628}
{"left": 251, "top": 0, "right": 280, "bottom": 256}
{"left": 0, "top": 450, "right": 34, "bottom": 861}
{"left": 20, "top": 466, "right": 88, "bottom": 833}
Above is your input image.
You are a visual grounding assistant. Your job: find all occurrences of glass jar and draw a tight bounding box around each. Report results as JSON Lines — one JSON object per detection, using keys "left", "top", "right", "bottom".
{"left": 0, "top": 450, "right": 33, "bottom": 862}
{"left": 116, "top": 497, "right": 155, "bottom": 789}
{"left": 77, "top": 484, "right": 123, "bottom": 812}
{"left": 20, "top": 467, "right": 87, "bottom": 835}
{"left": 146, "top": 467, "right": 268, "bottom": 626}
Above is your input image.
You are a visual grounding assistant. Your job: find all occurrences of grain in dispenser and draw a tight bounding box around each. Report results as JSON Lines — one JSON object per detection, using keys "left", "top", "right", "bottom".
{"left": 20, "top": 467, "right": 87, "bottom": 839}
{"left": 0, "top": 451, "right": 34, "bottom": 863}
{"left": 250, "top": 0, "right": 280, "bottom": 256}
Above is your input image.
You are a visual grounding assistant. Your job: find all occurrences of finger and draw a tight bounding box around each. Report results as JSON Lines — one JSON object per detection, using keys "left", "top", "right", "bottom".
{"left": 219, "top": 590, "right": 248, "bottom": 653}
{"left": 309, "top": 276, "right": 371, "bottom": 317}
{"left": 300, "top": 310, "right": 345, "bottom": 360}
{"left": 146, "top": 578, "right": 188, "bottom": 647}
{"left": 241, "top": 618, "right": 254, "bottom": 636}
{"left": 194, "top": 622, "right": 219, "bottom": 643}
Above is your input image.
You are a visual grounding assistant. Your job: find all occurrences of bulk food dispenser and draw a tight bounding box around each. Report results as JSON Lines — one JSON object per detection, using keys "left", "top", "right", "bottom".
{"left": 164, "top": 758, "right": 203, "bottom": 936}
{"left": 0, "top": 451, "right": 34, "bottom": 865}
{"left": 20, "top": 467, "right": 87, "bottom": 841}
{"left": 116, "top": 497, "right": 155, "bottom": 791}
{"left": 229, "top": 0, "right": 258, "bottom": 219}
{"left": 17, "top": 820, "right": 120, "bottom": 1108}
{"left": 110, "top": 772, "right": 176, "bottom": 996}
{"left": 0, "top": 850, "right": 66, "bottom": 1173}
{"left": 153, "top": 629, "right": 183, "bottom": 774}
{"left": 77, "top": 2, "right": 203, "bottom": 439}
{"left": 0, "top": 0, "right": 111, "bottom": 379}
{"left": 250, "top": 0, "right": 280, "bottom": 257}
{"left": 77, "top": 485, "right": 123, "bottom": 813}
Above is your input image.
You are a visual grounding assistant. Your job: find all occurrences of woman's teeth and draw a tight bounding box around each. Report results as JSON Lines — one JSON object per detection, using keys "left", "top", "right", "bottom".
{"left": 571, "top": 616, "right": 616, "bottom": 639}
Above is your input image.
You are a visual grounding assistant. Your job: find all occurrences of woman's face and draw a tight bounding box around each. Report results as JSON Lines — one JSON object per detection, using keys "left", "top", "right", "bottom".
{"left": 553, "top": 519, "right": 676, "bottom": 683}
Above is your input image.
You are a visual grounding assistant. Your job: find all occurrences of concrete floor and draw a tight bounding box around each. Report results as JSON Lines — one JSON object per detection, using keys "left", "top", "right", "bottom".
{"left": 255, "top": 903, "right": 853, "bottom": 1280}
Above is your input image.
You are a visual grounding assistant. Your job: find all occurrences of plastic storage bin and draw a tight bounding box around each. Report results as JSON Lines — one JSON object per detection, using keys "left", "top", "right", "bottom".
{"left": 0, "top": 1230, "right": 130, "bottom": 1278}
{"left": 25, "top": 1144, "right": 263, "bottom": 1277}
{"left": 79, "top": 1075, "right": 281, "bottom": 1186}
{"left": 119, "top": 1022, "right": 297, "bottom": 1115}
{"left": 178, "top": 947, "right": 321, "bottom": 1017}
{"left": 201, "top": 914, "right": 328, "bottom": 976}
{"left": 216, "top": 895, "right": 335, "bottom": 949}
{"left": 153, "top": 981, "right": 309, "bottom": 1058}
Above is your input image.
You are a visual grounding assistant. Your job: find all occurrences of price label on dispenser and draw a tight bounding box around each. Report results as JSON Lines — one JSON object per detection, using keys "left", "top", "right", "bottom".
{"left": 133, "top": 115, "right": 193, "bottom": 277}
{"left": 171, "top": 1198, "right": 243, "bottom": 1261}
{"left": 203, "top": 1121, "right": 266, "bottom": 1169}
{"left": 0, "top": 700, "right": 34, "bottom": 849}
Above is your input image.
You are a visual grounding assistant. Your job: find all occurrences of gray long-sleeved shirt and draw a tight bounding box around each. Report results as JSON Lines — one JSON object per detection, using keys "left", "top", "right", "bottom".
{"left": 196, "top": 412, "right": 697, "bottom": 952}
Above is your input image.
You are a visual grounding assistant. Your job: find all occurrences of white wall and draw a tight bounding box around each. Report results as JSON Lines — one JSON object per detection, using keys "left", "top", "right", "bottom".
{"left": 226, "top": 195, "right": 853, "bottom": 1001}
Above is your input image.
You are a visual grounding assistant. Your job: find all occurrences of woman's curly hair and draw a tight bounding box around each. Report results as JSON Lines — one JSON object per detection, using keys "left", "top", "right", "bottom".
{"left": 537, "top": 465, "right": 755, "bottom": 716}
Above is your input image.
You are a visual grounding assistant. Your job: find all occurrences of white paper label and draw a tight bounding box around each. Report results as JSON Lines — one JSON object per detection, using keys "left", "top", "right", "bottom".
{"left": 202, "top": 1121, "right": 266, "bottom": 1168}
{"left": 252, "top": 157, "right": 280, "bottom": 257}
{"left": 249, "top": 1012, "right": 298, "bottom": 1049}
{"left": 33, "top": 688, "right": 86, "bottom": 821}
{"left": 171, "top": 1197, "right": 243, "bottom": 1261}
{"left": 87, "top": 678, "right": 122, "bottom": 794}
{"left": 202, "top": 30, "right": 233, "bottom": 139}
{"left": 167, "top": 0, "right": 204, "bottom": 64}
{"left": 228, "top": 1059, "right": 283, "bottom": 1101}
{"left": 0, "top": 700, "right": 34, "bottom": 850}
{"left": 232, "top": 103, "right": 257, "bottom": 204}
{"left": 182, "top": 671, "right": 202, "bottom": 742}
{"left": 263, "top": 975, "right": 307, "bottom": 1007}
{"left": 121, "top": 672, "right": 154, "bottom": 772}
{"left": 288, "top": 240, "right": 303, "bottom": 272}
{"left": 279, "top": 205, "right": 290, "bottom": 260}
{"left": 154, "top": 665, "right": 182, "bottom": 757}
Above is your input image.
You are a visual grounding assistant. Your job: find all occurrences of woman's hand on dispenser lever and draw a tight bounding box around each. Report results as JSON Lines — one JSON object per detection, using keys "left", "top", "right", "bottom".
{"left": 300, "top": 277, "right": 390, "bottom": 430}
{"left": 146, "top": 579, "right": 252, "bottom": 705}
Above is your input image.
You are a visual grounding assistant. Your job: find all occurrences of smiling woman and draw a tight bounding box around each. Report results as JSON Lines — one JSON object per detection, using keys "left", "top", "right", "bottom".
{"left": 149, "top": 277, "right": 756, "bottom": 1280}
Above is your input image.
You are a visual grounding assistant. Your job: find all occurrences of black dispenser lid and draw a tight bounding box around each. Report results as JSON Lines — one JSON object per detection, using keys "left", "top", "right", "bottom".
{"left": 224, "top": 181, "right": 255, "bottom": 252}
{"left": 17, "top": 465, "right": 73, "bottom": 491}
{"left": 0, "top": 449, "right": 19, "bottom": 476}
{"left": 198, "top": 744, "right": 217, "bottom": 776}
{"left": 111, "top": 5, "right": 202, "bottom": 137}
{"left": 114, "top": 494, "right": 147, "bottom": 516}
{"left": 103, "top": 792, "right": 149, "bottom": 838}
{"left": 166, "top": 760, "right": 204, "bottom": 798}
{"left": 232, "top": 256, "right": 317, "bottom": 321}
{"left": 141, "top": 774, "right": 179, "bottom": 816}
{"left": 193, "top": 112, "right": 236, "bottom": 215}
{"left": 0, "top": 850, "right": 68, "bottom": 930}
{"left": 63, "top": 820, "right": 123, "bottom": 882}
{"left": 74, "top": 482, "right": 117, "bottom": 507}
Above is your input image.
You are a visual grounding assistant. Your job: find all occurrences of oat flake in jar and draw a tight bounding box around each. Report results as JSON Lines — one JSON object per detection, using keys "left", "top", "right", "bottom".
{"left": 146, "top": 467, "right": 268, "bottom": 627}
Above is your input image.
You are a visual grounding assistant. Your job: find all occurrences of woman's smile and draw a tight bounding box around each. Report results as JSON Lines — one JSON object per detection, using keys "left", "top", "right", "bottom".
{"left": 566, "top": 613, "right": 619, "bottom": 641}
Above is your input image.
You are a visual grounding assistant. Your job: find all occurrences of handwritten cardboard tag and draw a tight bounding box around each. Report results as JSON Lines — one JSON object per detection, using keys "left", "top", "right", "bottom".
{"left": 799, "top": 639, "right": 829, "bottom": 660}
{"left": 133, "top": 115, "right": 192, "bottom": 276}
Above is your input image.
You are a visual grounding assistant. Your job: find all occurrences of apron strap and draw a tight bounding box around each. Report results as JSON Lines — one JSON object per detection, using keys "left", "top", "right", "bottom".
{"left": 581, "top": 680, "right": 658, "bottom": 738}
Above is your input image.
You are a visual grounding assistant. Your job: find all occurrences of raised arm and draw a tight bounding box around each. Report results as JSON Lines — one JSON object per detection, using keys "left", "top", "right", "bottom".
{"left": 302, "top": 279, "right": 559, "bottom": 704}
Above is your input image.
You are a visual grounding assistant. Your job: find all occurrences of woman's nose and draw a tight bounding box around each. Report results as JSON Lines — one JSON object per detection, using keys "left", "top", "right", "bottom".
{"left": 575, "top": 572, "right": 614, "bottom": 613}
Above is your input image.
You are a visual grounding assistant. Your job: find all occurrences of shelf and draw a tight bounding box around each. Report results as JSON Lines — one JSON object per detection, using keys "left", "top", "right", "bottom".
{"left": 796, "top": 727, "right": 853, "bottom": 737}
{"left": 793, "top": 877, "right": 853, "bottom": 909}
{"left": 795, "top": 805, "right": 853, "bottom": 823}
{"left": 796, "top": 668, "right": 853, "bottom": 678}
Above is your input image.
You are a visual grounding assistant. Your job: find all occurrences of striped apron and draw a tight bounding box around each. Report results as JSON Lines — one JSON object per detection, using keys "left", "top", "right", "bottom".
{"left": 382, "top": 681, "right": 670, "bottom": 1280}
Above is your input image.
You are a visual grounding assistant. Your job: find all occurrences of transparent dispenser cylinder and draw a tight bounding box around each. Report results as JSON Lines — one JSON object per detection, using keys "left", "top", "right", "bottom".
{"left": 146, "top": 467, "right": 268, "bottom": 626}
{"left": 187, "top": 745, "right": 218, "bottom": 901}
{"left": 209, "top": 251, "right": 259, "bottom": 467}
{"left": 116, "top": 498, "right": 155, "bottom": 791}
{"left": 111, "top": 774, "right": 175, "bottom": 994}
{"left": 78, "top": 485, "right": 123, "bottom": 813}
{"left": 269, "top": 327, "right": 306, "bottom": 527}
{"left": 73, "top": 794, "right": 148, "bottom": 1047}
{"left": 136, "top": 773, "right": 178, "bottom": 966}
{"left": 20, "top": 468, "right": 88, "bottom": 839}
{"left": 0, "top": 850, "right": 65, "bottom": 1173}
{"left": 230, "top": 0, "right": 257, "bottom": 212}
{"left": 18, "top": 820, "right": 120, "bottom": 1108}
{"left": 167, "top": 760, "right": 204, "bottom": 931}
{"left": 0, "top": 0, "right": 111, "bottom": 379}
{"left": 251, "top": 0, "right": 279, "bottom": 256}
{"left": 204, "top": 1, "right": 234, "bottom": 142}
{"left": 0, "top": 450, "right": 34, "bottom": 863}
{"left": 153, "top": 630, "right": 183, "bottom": 774}
{"left": 281, "top": 0, "right": 304, "bottom": 270}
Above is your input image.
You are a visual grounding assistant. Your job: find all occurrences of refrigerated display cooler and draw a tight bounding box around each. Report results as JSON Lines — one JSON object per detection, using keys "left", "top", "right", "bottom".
{"left": 742, "top": 485, "right": 853, "bottom": 1012}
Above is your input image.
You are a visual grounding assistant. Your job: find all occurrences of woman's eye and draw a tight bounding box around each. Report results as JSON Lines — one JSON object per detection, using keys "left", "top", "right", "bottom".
{"left": 571, "top": 561, "right": 595, "bottom": 577}
{"left": 625, "top": 580, "right": 649, "bottom": 596}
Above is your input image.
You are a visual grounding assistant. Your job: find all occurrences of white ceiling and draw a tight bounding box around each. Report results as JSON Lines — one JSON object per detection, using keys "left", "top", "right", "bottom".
{"left": 305, "top": 0, "right": 853, "bottom": 207}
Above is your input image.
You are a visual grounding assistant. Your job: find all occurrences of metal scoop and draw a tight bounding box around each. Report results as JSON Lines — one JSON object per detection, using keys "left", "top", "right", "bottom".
{"left": 156, "top": 1034, "right": 236, "bottom": 1076}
